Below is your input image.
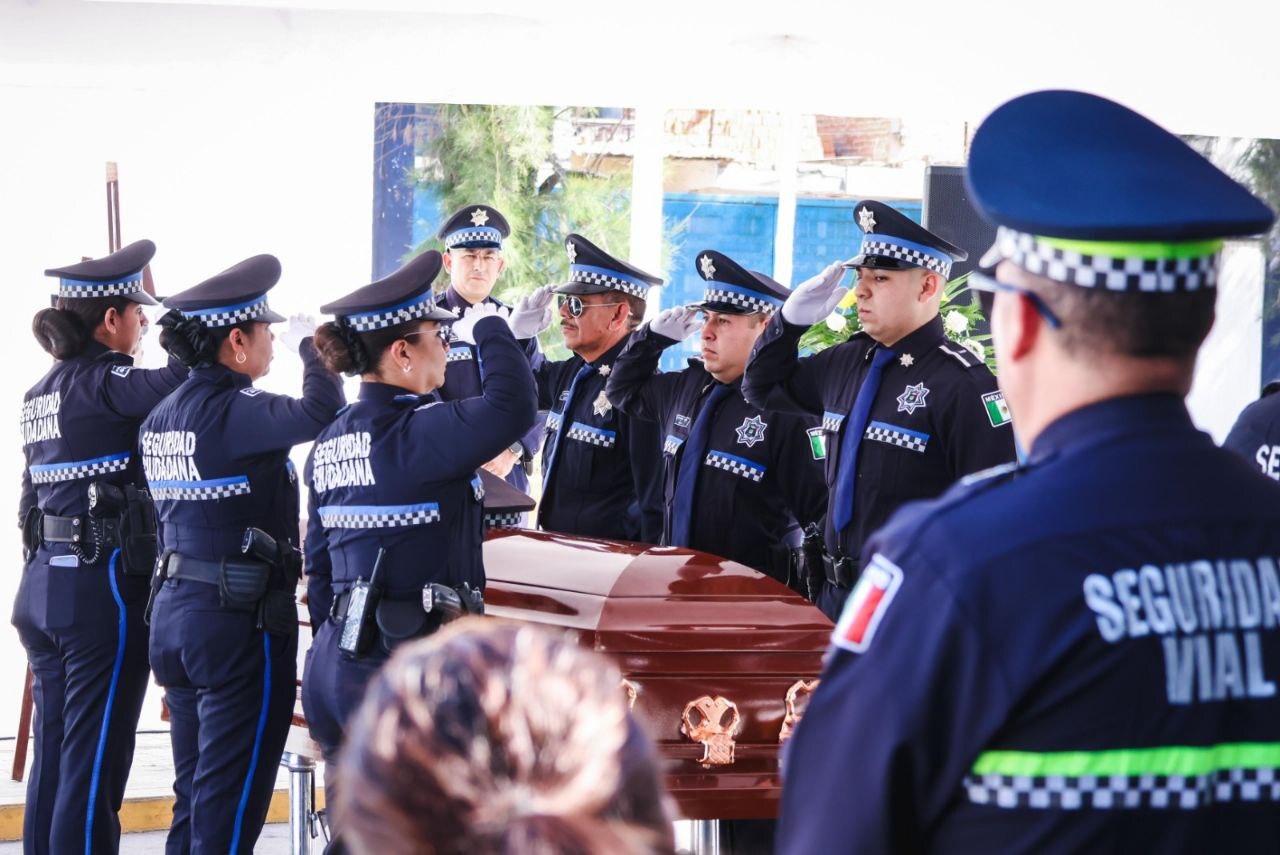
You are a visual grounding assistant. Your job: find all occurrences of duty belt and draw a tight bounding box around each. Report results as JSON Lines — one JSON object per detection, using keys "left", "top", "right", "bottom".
{"left": 40, "top": 514, "right": 92, "bottom": 545}
{"left": 822, "top": 554, "right": 859, "bottom": 589}
{"left": 166, "top": 554, "right": 227, "bottom": 585}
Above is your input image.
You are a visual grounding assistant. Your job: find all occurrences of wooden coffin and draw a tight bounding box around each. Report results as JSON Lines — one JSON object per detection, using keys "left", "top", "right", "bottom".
{"left": 482, "top": 528, "right": 833, "bottom": 821}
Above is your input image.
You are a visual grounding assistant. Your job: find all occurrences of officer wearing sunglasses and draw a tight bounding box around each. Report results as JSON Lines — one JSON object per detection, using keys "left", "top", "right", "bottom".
{"left": 507, "top": 233, "right": 665, "bottom": 543}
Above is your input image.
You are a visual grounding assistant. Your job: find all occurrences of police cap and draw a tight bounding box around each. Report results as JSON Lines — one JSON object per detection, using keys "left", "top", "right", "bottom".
{"left": 163, "top": 254, "right": 286, "bottom": 328}
{"left": 690, "top": 249, "right": 788, "bottom": 315}
{"left": 321, "top": 250, "right": 455, "bottom": 331}
{"left": 45, "top": 239, "right": 159, "bottom": 306}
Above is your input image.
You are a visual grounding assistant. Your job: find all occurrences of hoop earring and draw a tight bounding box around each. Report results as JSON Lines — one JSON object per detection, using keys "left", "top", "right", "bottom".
{"left": 235, "top": 352, "right": 247, "bottom": 365}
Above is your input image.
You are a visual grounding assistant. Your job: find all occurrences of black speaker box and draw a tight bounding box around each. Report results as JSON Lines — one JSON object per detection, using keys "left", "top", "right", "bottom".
{"left": 922, "top": 164, "right": 996, "bottom": 280}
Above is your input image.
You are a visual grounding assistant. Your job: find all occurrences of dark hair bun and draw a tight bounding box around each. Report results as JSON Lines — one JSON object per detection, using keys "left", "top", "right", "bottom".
{"left": 157, "top": 309, "right": 217, "bottom": 368}
{"left": 32, "top": 308, "right": 90, "bottom": 360}
{"left": 314, "top": 321, "right": 370, "bottom": 376}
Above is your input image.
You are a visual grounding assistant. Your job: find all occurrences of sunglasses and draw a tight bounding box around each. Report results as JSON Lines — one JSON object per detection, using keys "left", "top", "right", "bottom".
{"left": 558, "top": 296, "right": 626, "bottom": 318}
{"left": 970, "top": 271, "right": 1063, "bottom": 330}
{"left": 403, "top": 328, "right": 451, "bottom": 344}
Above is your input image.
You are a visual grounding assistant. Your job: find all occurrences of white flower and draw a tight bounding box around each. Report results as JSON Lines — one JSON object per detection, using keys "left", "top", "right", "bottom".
{"left": 944, "top": 310, "right": 969, "bottom": 334}
{"left": 960, "top": 338, "right": 985, "bottom": 362}
{"left": 825, "top": 313, "right": 848, "bottom": 332}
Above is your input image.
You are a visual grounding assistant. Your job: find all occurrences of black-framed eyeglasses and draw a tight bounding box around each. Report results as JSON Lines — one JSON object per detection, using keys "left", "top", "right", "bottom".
{"left": 970, "top": 271, "right": 1063, "bottom": 330}
{"left": 403, "top": 328, "right": 451, "bottom": 345}
{"left": 558, "top": 295, "right": 626, "bottom": 318}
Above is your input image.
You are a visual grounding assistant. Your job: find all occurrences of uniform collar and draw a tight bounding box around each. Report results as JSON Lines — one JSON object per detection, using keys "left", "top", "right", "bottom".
{"left": 441, "top": 286, "right": 502, "bottom": 315}
{"left": 883, "top": 314, "right": 945, "bottom": 357}
{"left": 192, "top": 362, "right": 253, "bottom": 389}
{"left": 580, "top": 335, "right": 630, "bottom": 370}
{"left": 358, "top": 381, "right": 426, "bottom": 406}
{"left": 1029, "top": 393, "right": 1193, "bottom": 462}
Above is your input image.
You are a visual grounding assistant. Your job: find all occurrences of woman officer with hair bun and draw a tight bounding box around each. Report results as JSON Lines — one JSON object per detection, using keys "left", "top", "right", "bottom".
{"left": 15, "top": 240, "right": 187, "bottom": 854}
{"left": 300, "top": 250, "right": 537, "bottom": 823}
{"left": 140, "top": 254, "right": 345, "bottom": 854}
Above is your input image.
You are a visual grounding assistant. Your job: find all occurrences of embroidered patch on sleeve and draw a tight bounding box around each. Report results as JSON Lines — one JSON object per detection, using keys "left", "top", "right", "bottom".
{"left": 833, "top": 553, "right": 904, "bottom": 654}
{"left": 982, "top": 390, "right": 1012, "bottom": 427}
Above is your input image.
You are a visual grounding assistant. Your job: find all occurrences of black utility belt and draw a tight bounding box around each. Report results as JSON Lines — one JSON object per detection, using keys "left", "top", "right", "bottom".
{"left": 821, "top": 554, "right": 860, "bottom": 590}
{"left": 332, "top": 582, "right": 483, "bottom": 659}
{"left": 40, "top": 513, "right": 97, "bottom": 545}
{"left": 163, "top": 552, "right": 295, "bottom": 637}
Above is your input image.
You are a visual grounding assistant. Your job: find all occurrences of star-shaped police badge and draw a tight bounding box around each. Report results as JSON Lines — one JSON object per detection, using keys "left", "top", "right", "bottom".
{"left": 470, "top": 208, "right": 489, "bottom": 226}
{"left": 857, "top": 207, "right": 876, "bottom": 233}
{"left": 735, "top": 415, "right": 768, "bottom": 448}
{"left": 899, "top": 353, "right": 914, "bottom": 368}
{"left": 565, "top": 241, "right": 577, "bottom": 264}
{"left": 598, "top": 364, "right": 612, "bottom": 377}
{"left": 593, "top": 390, "right": 612, "bottom": 417}
{"left": 896, "top": 383, "right": 930, "bottom": 415}
{"left": 699, "top": 254, "right": 717, "bottom": 278}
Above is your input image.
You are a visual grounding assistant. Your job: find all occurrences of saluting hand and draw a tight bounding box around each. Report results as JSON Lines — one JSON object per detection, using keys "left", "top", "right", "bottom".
{"left": 508, "top": 285, "right": 555, "bottom": 339}
{"left": 781, "top": 262, "right": 848, "bottom": 326}
{"left": 649, "top": 306, "right": 702, "bottom": 341}
{"left": 452, "top": 302, "right": 510, "bottom": 345}
{"left": 280, "top": 313, "right": 318, "bottom": 354}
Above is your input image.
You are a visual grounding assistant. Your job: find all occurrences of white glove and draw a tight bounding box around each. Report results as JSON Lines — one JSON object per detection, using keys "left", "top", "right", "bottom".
{"left": 280, "top": 313, "right": 317, "bottom": 354}
{"left": 451, "top": 302, "right": 510, "bottom": 345}
{"left": 508, "top": 285, "right": 555, "bottom": 339}
{"left": 649, "top": 306, "right": 702, "bottom": 342}
{"left": 780, "top": 262, "right": 848, "bottom": 326}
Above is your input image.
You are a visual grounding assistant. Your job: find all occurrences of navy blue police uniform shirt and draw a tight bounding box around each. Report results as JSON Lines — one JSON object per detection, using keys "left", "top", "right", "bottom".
{"left": 140, "top": 339, "right": 344, "bottom": 560}
{"left": 1223, "top": 385, "right": 1280, "bottom": 481}
{"left": 532, "top": 336, "right": 664, "bottom": 544}
{"left": 606, "top": 323, "right": 827, "bottom": 580}
{"left": 435, "top": 286, "right": 546, "bottom": 478}
{"left": 304, "top": 316, "right": 537, "bottom": 628}
{"left": 777, "top": 394, "right": 1280, "bottom": 854}
{"left": 21, "top": 342, "right": 187, "bottom": 527}
{"left": 743, "top": 313, "right": 1016, "bottom": 562}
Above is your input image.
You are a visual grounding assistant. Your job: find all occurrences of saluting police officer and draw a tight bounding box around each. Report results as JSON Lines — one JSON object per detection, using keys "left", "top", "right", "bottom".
{"left": 606, "top": 250, "right": 826, "bottom": 590}
{"left": 300, "top": 251, "right": 536, "bottom": 794}
{"left": 742, "top": 202, "right": 1016, "bottom": 620}
{"left": 507, "top": 234, "right": 665, "bottom": 542}
{"left": 142, "top": 256, "right": 344, "bottom": 854}
{"left": 433, "top": 205, "right": 545, "bottom": 509}
{"left": 14, "top": 240, "right": 185, "bottom": 854}
{"left": 1224, "top": 379, "right": 1280, "bottom": 480}
{"left": 778, "top": 91, "right": 1280, "bottom": 854}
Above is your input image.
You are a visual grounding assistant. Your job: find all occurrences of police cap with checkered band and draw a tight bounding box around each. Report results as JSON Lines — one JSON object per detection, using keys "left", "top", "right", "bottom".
{"left": 842, "top": 200, "right": 967, "bottom": 278}
{"left": 554, "top": 233, "right": 664, "bottom": 300}
{"left": 968, "top": 90, "right": 1274, "bottom": 293}
{"left": 690, "top": 249, "right": 789, "bottom": 315}
{"left": 436, "top": 204, "right": 511, "bottom": 251}
{"left": 45, "top": 239, "right": 160, "bottom": 306}
{"left": 163, "top": 254, "right": 286, "bottom": 328}
{"left": 320, "top": 250, "right": 456, "bottom": 332}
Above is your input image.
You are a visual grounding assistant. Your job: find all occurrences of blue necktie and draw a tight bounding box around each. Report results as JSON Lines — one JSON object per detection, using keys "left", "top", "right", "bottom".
{"left": 670, "top": 383, "right": 734, "bottom": 547}
{"left": 541, "top": 362, "right": 596, "bottom": 504}
{"left": 832, "top": 346, "right": 896, "bottom": 532}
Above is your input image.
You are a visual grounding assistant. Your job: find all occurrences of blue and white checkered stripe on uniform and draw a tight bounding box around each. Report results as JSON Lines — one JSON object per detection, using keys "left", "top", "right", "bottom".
{"left": 991, "top": 227, "right": 1219, "bottom": 292}
{"left": 183, "top": 295, "right": 274, "bottom": 329}
{"left": 701, "top": 281, "right": 783, "bottom": 314}
{"left": 318, "top": 502, "right": 441, "bottom": 529}
{"left": 444, "top": 226, "right": 503, "bottom": 249}
{"left": 704, "top": 450, "right": 766, "bottom": 482}
{"left": 822, "top": 411, "right": 845, "bottom": 432}
{"left": 859, "top": 234, "right": 953, "bottom": 277}
{"left": 29, "top": 451, "right": 130, "bottom": 485}
{"left": 663, "top": 434, "right": 685, "bottom": 455}
{"left": 569, "top": 264, "right": 650, "bottom": 299}
{"left": 863, "top": 420, "right": 929, "bottom": 453}
{"left": 149, "top": 475, "right": 252, "bottom": 501}
{"left": 484, "top": 512, "right": 523, "bottom": 529}
{"left": 566, "top": 421, "right": 617, "bottom": 449}
{"left": 446, "top": 348, "right": 474, "bottom": 362}
{"left": 58, "top": 272, "right": 144, "bottom": 299}
{"left": 546, "top": 411, "right": 563, "bottom": 433}
{"left": 342, "top": 293, "right": 436, "bottom": 333}
{"left": 965, "top": 767, "right": 1280, "bottom": 810}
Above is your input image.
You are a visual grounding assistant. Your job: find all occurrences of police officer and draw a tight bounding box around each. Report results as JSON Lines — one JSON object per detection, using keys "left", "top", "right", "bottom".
{"left": 777, "top": 90, "right": 1280, "bottom": 854}
{"left": 14, "top": 240, "right": 185, "bottom": 854}
{"left": 433, "top": 205, "right": 545, "bottom": 507}
{"left": 300, "top": 250, "right": 535, "bottom": 782}
{"left": 742, "top": 202, "right": 1016, "bottom": 620}
{"left": 507, "top": 234, "right": 665, "bottom": 542}
{"left": 142, "top": 255, "right": 344, "bottom": 854}
{"left": 1224, "top": 380, "right": 1280, "bottom": 480}
{"left": 606, "top": 249, "right": 826, "bottom": 590}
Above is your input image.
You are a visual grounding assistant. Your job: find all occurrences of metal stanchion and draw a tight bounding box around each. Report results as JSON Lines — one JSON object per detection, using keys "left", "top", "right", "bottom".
{"left": 673, "top": 819, "right": 721, "bottom": 855}
{"left": 282, "top": 750, "right": 317, "bottom": 855}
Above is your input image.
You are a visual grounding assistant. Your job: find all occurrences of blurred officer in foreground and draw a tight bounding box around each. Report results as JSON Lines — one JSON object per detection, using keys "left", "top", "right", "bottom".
{"left": 14, "top": 241, "right": 184, "bottom": 854}
{"left": 143, "top": 256, "right": 344, "bottom": 854}
{"left": 508, "top": 234, "right": 664, "bottom": 542}
{"left": 743, "top": 201, "right": 1016, "bottom": 620}
{"left": 301, "top": 251, "right": 536, "bottom": 840}
{"left": 778, "top": 90, "right": 1280, "bottom": 854}
{"left": 606, "top": 249, "right": 826, "bottom": 592}
{"left": 335, "top": 619, "right": 675, "bottom": 854}
{"left": 1223, "top": 379, "right": 1280, "bottom": 480}
{"left": 433, "top": 205, "right": 545, "bottom": 509}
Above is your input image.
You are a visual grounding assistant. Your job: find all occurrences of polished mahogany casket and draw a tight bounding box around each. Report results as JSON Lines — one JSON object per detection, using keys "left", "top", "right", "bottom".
{"left": 482, "top": 528, "right": 833, "bottom": 820}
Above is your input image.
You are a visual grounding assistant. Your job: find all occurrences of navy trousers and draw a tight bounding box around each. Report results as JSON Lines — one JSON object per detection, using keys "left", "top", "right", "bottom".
{"left": 149, "top": 578, "right": 297, "bottom": 855}
{"left": 300, "top": 619, "right": 384, "bottom": 763}
{"left": 11, "top": 548, "right": 150, "bottom": 855}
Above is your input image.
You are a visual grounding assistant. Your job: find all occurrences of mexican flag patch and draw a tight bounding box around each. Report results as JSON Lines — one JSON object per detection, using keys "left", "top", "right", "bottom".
{"left": 982, "top": 391, "right": 1012, "bottom": 427}
{"left": 833, "top": 554, "right": 903, "bottom": 654}
{"left": 807, "top": 427, "right": 827, "bottom": 460}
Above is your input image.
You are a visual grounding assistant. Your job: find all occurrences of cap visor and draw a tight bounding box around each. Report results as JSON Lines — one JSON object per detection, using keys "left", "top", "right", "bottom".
{"left": 259, "top": 308, "right": 288, "bottom": 324}
{"left": 123, "top": 290, "right": 160, "bottom": 306}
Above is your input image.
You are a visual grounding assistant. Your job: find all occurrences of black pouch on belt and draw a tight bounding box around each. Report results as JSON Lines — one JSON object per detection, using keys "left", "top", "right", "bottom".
{"left": 117, "top": 486, "right": 159, "bottom": 577}
{"left": 374, "top": 598, "right": 439, "bottom": 656}
{"left": 218, "top": 558, "right": 270, "bottom": 611}
{"left": 21, "top": 507, "right": 42, "bottom": 562}
{"left": 257, "top": 589, "right": 297, "bottom": 638}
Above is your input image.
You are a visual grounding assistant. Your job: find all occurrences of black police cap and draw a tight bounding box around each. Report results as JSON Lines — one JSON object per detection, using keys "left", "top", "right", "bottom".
{"left": 478, "top": 468, "right": 536, "bottom": 515}
{"left": 690, "top": 249, "right": 788, "bottom": 315}
{"left": 321, "top": 250, "right": 455, "bottom": 332}
{"left": 163, "top": 255, "right": 286, "bottom": 328}
{"left": 555, "top": 233, "right": 664, "bottom": 300}
{"left": 437, "top": 205, "right": 511, "bottom": 250}
{"left": 842, "top": 200, "right": 967, "bottom": 277}
{"left": 44, "top": 239, "right": 159, "bottom": 306}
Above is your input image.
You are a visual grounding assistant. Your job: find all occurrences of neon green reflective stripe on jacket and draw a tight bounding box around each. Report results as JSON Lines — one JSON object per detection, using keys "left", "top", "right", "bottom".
{"left": 1034, "top": 236, "right": 1224, "bottom": 260}
{"left": 971, "top": 742, "right": 1280, "bottom": 778}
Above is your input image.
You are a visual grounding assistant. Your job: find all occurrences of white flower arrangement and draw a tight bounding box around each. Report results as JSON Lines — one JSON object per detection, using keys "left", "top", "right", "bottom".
{"left": 944, "top": 309, "right": 970, "bottom": 335}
